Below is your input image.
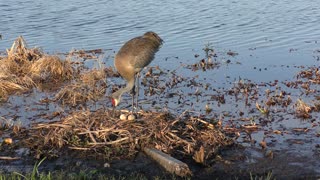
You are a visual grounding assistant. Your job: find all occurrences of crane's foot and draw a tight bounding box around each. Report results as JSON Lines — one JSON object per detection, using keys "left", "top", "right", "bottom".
{"left": 131, "top": 104, "right": 140, "bottom": 113}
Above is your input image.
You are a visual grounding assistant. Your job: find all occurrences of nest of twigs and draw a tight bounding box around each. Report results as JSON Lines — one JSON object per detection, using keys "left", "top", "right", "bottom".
{"left": 25, "top": 110, "right": 233, "bottom": 164}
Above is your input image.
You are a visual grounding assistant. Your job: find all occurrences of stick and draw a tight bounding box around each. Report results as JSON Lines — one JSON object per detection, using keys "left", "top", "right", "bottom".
{"left": 194, "top": 118, "right": 214, "bottom": 129}
{"left": 167, "top": 132, "right": 193, "bottom": 146}
{"left": 77, "top": 126, "right": 116, "bottom": 134}
{"left": 0, "top": 156, "right": 20, "bottom": 160}
{"left": 33, "top": 123, "right": 70, "bottom": 129}
{"left": 69, "top": 147, "right": 91, "bottom": 150}
{"left": 143, "top": 147, "right": 192, "bottom": 177}
{"left": 88, "top": 137, "right": 129, "bottom": 145}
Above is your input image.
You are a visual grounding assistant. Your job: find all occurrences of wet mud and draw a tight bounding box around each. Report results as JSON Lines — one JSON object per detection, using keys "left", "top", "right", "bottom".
{"left": 0, "top": 38, "right": 320, "bottom": 179}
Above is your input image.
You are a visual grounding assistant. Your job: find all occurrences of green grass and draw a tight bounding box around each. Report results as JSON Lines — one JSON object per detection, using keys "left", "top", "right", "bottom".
{"left": 12, "top": 157, "right": 47, "bottom": 180}
{"left": 0, "top": 157, "right": 274, "bottom": 180}
{"left": 249, "top": 171, "right": 274, "bottom": 180}
{"left": 0, "top": 170, "right": 152, "bottom": 180}
{"left": 0, "top": 157, "right": 165, "bottom": 180}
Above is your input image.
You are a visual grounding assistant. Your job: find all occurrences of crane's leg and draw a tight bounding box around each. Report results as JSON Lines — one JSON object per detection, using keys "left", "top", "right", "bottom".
{"left": 131, "top": 83, "right": 136, "bottom": 113}
{"left": 135, "top": 72, "right": 140, "bottom": 111}
{"left": 112, "top": 104, "right": 116, "bottom": 117}
{"left": 130, "top": 72, "right": 140, "bottom": 113}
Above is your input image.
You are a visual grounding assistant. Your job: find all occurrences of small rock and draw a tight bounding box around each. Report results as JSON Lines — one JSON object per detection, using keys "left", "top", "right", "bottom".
{"left": 104, "top": 162, "right": 111, "bottom": 168}
{"left": 76, "top": 161, "right": 82, "bottom": 166}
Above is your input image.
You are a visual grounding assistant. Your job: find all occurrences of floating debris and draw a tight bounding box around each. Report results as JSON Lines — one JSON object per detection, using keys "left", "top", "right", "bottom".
{"left": 295, "top": 99, "right": 312, "bottom": 119}
{"left": 227, "top": 50, "right": 238, "bottom": 57}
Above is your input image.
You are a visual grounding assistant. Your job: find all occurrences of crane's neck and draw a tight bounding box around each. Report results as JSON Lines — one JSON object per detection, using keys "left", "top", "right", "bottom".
{"left": 111, "top": 78, "right": 135, "bottom": 106}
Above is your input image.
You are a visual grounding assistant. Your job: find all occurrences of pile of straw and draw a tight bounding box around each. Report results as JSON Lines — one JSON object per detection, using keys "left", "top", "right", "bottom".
{"left": 30, "top": 55, "right": 73, "bottom": 82}
{"left": 0, "top": 36, "right": 74, "bottom": 102}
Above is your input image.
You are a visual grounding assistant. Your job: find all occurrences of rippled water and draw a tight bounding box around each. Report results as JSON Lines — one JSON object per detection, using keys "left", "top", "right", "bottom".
{"left": 1, "top": 0, "right": 320, "bottom": 176}
{"left": 1, "top": 0, "right": 320, "bottom": 67}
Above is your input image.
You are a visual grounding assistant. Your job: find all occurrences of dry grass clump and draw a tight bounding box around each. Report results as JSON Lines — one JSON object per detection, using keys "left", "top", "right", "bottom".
{"left": 0, "top": 36, "right": 76, "bottom": 102}
{"left": 0, "top": 72, "right": 35, "bottom": 88}
{"left": 26, "top": 110, "right": 233, "bottom": 163}
{"left": 81, "top": 69, "right": 106, "bottom": 86}
{"left": 0, "top": 67, "right": 35, "bottom": 102}
{"left": 30, "top": 56, "right": 74, "bottom": 82}
{"left": 0, "top": 75, "right": 35, "bottom": 101}
{"left": 0, "top": 57, "right": 32, "bottom": 77}
{"left": 53, "top": 82, "right": 106, "bottom": 107}
{"left": 0, "top": 88, "right": 9, "bottom": 102}
{"left": 297, "top": 67, "right": 320, "bottom": 83}
{"left": 295, "top": 67, "right": 320, "bottom": 94}
{"left": 54, "top": 69, "right": 106, "bottom": 107}
{"left": 295, "top": 99, "right": 312, "bottom": 119}
{"left": 6, "top": 36, "right": 43, "bottom": 62}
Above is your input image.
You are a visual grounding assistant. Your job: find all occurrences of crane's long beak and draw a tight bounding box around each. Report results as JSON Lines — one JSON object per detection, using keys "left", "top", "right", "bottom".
{"left": 112, "top": 105, "right": 116, "bottom": 118}
{"left": 108, "top": 96, "right": 116, "bottom": 118}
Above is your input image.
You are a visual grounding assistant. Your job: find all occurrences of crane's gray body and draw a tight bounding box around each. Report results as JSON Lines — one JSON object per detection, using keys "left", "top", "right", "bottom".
{"left": 111, "top": 32, "right": 163, "bottom": 107}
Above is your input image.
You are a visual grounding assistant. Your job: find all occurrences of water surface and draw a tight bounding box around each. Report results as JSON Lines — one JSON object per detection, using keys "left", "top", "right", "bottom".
{"left": 1, "top": 0, "right": 320, "bottom": 177}
{"left": 0, "top": 0, "right": 319, "bottom": 67}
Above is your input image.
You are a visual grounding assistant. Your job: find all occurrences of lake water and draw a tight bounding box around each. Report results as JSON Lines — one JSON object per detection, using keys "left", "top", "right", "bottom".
{"left": 1, "top": 0, "right": 320, "bottom": 69}
{"left": 1, "top": 0, "right": 320, "bottom": 177}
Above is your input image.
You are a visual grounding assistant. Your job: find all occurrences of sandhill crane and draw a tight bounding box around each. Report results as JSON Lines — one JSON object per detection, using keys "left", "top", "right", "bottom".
{"left": 111, "top": 31, "right": 163, "bottom": 113}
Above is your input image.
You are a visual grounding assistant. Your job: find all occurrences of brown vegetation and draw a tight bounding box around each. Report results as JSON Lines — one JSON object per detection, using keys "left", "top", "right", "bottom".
{"left": 54, "top": 69, "right": 107, "bottom": 107}
{"left": 21, "top": 109, "right": 233, "bottom": 164}
{"left": 0, "top": 36, "right": 74, "bottom": 102}
{"left": 0, "top": 36, "right": 233, "bottom": 169}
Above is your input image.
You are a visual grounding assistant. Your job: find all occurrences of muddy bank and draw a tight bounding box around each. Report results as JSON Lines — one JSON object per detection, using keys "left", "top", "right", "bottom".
{"left": 1, "top": 146, "right": 319, "bottom": 179}
{"left": 1, "top": 37, "right": 320, "bottom": 179}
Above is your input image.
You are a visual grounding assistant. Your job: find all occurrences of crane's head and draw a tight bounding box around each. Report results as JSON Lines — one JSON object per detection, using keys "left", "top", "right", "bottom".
{"left": 111, "top": 91, "right": 122, "bottom": 107}
{"left": 111, "top": 97, "right": 120, "bottom": 107}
